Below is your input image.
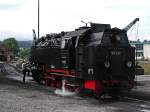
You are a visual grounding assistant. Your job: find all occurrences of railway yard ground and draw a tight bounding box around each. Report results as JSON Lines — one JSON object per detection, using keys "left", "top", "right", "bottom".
{"left": 139, "top": 61, "right": 150, "bottom": 75}
{"left": 1, "top": 63, "right": 150, "bottom": 112}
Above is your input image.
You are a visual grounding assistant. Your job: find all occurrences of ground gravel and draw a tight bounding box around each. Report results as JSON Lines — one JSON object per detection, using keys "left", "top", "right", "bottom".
{"left": 0, "top": 73, "right": 119, "bottom": 112}
{"left": 2, "top": 63, "right": 150, "bottom": 112}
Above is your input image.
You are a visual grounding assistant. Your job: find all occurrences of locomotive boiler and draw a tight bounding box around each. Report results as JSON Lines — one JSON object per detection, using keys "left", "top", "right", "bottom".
{"left": 30, "top": 18, "right": 139, "bottom": 97}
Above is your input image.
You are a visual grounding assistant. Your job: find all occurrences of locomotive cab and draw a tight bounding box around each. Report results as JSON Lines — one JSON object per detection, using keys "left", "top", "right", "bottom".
{"left": 75, "top": 23, "right": 136, "bottom": 93}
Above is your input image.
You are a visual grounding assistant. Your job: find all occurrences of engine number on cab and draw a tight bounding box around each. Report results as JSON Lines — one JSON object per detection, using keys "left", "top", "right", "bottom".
{"left": 111, "top": 51, "right": 121, "bottom": 55}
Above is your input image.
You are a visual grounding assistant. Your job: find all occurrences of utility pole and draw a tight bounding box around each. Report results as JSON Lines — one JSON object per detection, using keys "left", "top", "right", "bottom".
{"left": 38, "top": 0, "right": 40, "bottom": 39}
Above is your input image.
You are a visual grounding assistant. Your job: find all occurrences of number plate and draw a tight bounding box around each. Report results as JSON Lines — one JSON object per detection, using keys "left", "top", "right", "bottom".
{"left": 111, "top": 51, "right": 121, "bottom": 55}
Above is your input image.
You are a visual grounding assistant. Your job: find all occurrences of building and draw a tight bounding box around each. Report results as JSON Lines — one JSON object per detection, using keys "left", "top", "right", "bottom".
{"left": 0, "top": 44, "right": 12, "bottom": 62}
{"left": 130, "top": 41, "right": 144, "bottom": 59}
{"left": 144, "top": 42, "right": 150, "bottom": 60}
{"left": 130, "top": 41, "right": 150, "bottom": 60}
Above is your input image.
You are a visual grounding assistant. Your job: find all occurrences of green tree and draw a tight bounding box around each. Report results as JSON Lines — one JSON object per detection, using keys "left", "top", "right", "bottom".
{"left": 3, "top": 38, "right": 19, "bottom": 56}
{"left": 18, "top": 48, "right": 30, "bottom": 59}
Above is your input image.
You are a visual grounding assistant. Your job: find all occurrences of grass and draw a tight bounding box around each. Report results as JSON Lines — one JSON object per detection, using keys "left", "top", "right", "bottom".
{"left": 138, "top": 62, "right": 150, "bottom": 75}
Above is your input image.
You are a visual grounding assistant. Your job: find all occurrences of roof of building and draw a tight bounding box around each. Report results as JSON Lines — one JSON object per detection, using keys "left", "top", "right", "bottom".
{"left": 144, "top": 42, "right": 150, "bottom": 44}
{"left": 129, "top": 40, "right": 150, "bottom": 45}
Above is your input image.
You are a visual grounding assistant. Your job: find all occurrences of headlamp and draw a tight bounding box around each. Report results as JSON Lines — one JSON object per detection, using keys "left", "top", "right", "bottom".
{"left": 104, "top": 61, "right": 110, "bottom": 68}
{"left": 126, "top": 61, "right": 132, "bottom": 68}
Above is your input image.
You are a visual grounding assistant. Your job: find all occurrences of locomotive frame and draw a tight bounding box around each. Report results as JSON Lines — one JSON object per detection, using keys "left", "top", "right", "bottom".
{"left": 30, "top": 18, "right": 139, "bottom": 97}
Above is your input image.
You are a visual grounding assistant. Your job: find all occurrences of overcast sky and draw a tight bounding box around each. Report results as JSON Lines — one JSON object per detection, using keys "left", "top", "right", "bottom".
{"left": 0, "top": 0, "right": 150, "bottom": 41}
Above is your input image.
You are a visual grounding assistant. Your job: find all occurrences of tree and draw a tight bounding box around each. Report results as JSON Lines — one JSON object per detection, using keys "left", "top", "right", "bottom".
{"left": 3, "top": 38, "right": 19, "bottom": 56}
{"left": 18, "top": 48, "right": 30, "bottom": 59}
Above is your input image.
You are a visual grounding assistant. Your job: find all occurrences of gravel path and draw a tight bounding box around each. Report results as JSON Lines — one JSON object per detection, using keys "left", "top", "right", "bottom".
{"left": 1, "top": 63, "right": 150, "bottom": 112}
{"left": 1, "top": 76, "right": 150, "bottom": 112}
{"left": 0, "top": 73, "right": 119, "bottom": 112}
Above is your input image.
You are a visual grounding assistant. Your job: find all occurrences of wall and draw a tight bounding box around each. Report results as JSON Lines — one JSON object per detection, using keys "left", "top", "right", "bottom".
{"left": 144, "top": 43, "right": 150, "bottom": 60}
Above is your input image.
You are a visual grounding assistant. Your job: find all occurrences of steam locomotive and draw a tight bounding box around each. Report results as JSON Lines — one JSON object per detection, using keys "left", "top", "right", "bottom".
{"left": 30, "top": 18, "right": 139, "bottom": 97}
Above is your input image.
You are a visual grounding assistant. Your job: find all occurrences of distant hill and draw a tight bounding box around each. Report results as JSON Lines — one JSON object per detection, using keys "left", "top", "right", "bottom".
{"left": 18, "top": 41, "right": 33, "bottom": 48}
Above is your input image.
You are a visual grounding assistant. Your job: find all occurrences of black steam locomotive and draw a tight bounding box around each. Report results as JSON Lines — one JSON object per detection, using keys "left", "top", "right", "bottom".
{"left": 30, "top": 18, "right": 139, "bottom": 97}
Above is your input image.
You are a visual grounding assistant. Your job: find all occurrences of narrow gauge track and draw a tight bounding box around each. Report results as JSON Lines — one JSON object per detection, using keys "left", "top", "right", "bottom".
{"left": 0, "top": 62, "right": 6, "bottom": 73}
{"left": 123, "top": 96, "right": 150, "bottom": 104}
{"left": 93, "top": 94, "right": 150, "bottom": 104}
{"left": 113, "top": 97, "right": 150, "bottom": 112}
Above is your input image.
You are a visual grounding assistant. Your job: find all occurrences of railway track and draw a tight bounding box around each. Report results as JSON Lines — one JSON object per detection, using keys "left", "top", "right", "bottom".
{"left": 124, "top": 96, "right": 150, "bottom": 104}
{"left": 0, "top": 62, "right": 6, "bottom": 73}
{"left": 117, "top": 97, "right": 150, "bottom": 112}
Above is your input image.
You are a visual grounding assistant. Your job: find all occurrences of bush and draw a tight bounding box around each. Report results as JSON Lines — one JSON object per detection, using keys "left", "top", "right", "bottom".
{"left": 139, "top": 62, "right": 150, "bottom": 75}
{"left": 18, "top": 48, "right": 30, "bottom": 59}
